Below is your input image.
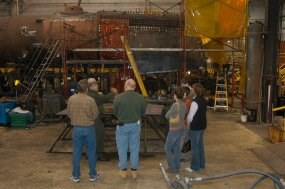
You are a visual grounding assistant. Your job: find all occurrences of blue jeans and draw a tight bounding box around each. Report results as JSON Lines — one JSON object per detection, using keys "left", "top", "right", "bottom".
{"left": 165, "top": 129, "right": 184, "bottom": 171}
{"left": 116, "top": 122, "right": 141, "bottom": 170}
{"left": 189, "top": 129, "right": 205, "bottom": 171}
{"left": 72, "top": 126, "right": 97, "bottom": 178}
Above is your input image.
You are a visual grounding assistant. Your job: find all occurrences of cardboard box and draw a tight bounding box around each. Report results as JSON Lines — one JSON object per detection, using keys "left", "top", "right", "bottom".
{"left": 268, "top": 125, "right": 285, "bottom": 143}
{"left": 273, "top": 116, "right": 285, "bottom": 131}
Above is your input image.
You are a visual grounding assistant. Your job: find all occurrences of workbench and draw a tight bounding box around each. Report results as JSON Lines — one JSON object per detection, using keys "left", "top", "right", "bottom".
{"left": 47, "top": 102, "right": 168, "bottom": 154}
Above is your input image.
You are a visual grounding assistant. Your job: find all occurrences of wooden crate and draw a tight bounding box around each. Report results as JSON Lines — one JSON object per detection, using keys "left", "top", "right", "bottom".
{"left": 273, "top": 116, "right": 285, "bottom": 131}
{"left": 268, "top": 126, "right": 285, "bottom": 143}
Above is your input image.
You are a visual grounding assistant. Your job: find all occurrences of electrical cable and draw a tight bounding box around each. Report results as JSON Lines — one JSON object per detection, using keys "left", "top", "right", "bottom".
{"left": 160, "top": 163, "right": 284, "bottom": 189}
{"left": 247, "top": 172, "right": 283, "bottom": 189}
{"left": 247, "top": 175, "right": 268, "bottom": 189}
{"left": 189, "top": 169, "right": 284, "bottom": 189}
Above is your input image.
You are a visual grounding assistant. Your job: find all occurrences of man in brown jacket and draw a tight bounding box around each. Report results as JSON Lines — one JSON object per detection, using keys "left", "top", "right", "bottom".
{"left": 67, "top": 79, "right": 100, "bottom": 183}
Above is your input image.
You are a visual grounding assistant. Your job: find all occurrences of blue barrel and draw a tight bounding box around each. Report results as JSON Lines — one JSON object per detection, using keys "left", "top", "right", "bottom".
{"left": 0, "top": 102, "right": 16, "bottom": 125}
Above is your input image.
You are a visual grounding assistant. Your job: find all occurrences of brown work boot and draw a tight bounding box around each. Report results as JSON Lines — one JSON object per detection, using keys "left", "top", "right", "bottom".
{"left": 119, "top": 169, "right": 127, "bottom": 179}
{"left": 131, "top": 170, "right": 138, "bottom": 179}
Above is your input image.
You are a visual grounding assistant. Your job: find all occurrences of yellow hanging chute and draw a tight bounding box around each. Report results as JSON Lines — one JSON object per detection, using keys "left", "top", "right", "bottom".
{"left": 185, "top": 0, "right": 248, "bottom": 38}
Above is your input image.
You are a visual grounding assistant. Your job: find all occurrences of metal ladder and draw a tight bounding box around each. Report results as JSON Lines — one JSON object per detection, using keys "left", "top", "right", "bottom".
{"left": 22, "top": 38, "right": 62, "bottom": 103}
{"left": 214, "top": 70, "right": 229, "bottom": 111}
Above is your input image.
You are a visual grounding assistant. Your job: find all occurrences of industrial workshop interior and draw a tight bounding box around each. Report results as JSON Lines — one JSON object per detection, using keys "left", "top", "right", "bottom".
{"left": 0, "top": 0, "right": 285, "bottom": 188}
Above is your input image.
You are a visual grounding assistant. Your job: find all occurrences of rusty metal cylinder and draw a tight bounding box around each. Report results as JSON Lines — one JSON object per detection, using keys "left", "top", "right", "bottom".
{"left": 245, "top": 22, "right": 264, "bottom": 110}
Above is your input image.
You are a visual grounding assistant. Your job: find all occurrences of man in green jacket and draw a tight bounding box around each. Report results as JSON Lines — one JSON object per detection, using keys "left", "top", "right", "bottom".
{"left": 113, "top": 79, "right": 146, "bottom": 179}
{"left": 88, "top": 78, "right": 118, "bottom": 161}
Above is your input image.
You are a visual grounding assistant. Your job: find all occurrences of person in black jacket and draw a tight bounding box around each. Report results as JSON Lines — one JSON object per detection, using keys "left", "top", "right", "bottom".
{"left": 87, "top": 78, "right": 117, "bottom": 161}
{"left": 185, "top": 83, "right": 207, "bottom": 172}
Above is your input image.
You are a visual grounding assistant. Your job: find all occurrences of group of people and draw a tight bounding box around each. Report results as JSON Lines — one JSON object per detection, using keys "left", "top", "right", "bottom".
{"left": 66, "top": 77, "right": 207, "bottom": 183}
{"left": 67, "top": 78, "right": 146, "bottom": 182}
{"left": 165, "top": 79, "right": 207, "bottom": 173}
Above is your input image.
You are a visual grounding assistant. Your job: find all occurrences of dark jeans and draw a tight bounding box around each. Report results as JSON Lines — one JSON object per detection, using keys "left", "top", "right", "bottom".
{"left": 189, "top": 129, "right": 205, "bottom": 171}
{"left": 72, "top": 126, "right": 97, "bottom": 178}
{"left": 95, "top": 118, "right": 104, "bottom": 156}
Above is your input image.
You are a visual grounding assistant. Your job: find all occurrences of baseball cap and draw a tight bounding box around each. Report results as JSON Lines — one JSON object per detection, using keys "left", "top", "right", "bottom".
{"left": 87, "top": 78, "right": 97, "bottom": 84}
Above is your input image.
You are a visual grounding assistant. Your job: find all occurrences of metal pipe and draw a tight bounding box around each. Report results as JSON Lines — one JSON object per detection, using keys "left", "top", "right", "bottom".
{"left": 66, "top": 60, "right": 126, "bottom": 65}
{"left": 77, "top": 0, "right": 82, "bottom": 7}
{"left": 272, "top": 105, "right": 285, "bottom": 112}
{"left": 120, "top": 36, "right": 148, "bottom": 97}
{"left": 16, "top": 0, "right": 19, "bottom": 16}
{"left": 159, "top": 163, "right": 172, "bottom": 188}
{"left": 267, "top": 84, "right": 272, "bottom": 123}
{"left": 262, "top": 0, "right": 282, "bottom": 123}
{"left": 245, "top": 22, "right": 264, "bottom": 111}
{"left": 73, "top": 48, "right": 241, "bottom": 52}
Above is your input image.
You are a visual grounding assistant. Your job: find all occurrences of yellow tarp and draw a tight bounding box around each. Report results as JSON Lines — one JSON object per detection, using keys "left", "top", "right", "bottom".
{"left": 185, "top": 0, "right": 247, "bottom": 38}
{"left": 201, "top": 37, "right": 228, "bottom": 65}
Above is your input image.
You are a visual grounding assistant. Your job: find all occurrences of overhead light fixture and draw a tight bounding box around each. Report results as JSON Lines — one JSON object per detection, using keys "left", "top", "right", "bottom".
{"left": 22, "top": 51, "right": 28, "bottom": 58}
{"left": 14, "top": 80, "right": 28, "bottom": 89}
{"left": 206, "top": 57, "right": 212, "bottom": 64}
{"left": 14, "top": 80, "right": 20, "bottom": 86}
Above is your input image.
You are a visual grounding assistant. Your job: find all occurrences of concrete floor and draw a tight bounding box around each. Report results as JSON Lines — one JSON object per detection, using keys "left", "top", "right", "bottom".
{"left": 0, "top": 110, "right": 281, "bottom": 189}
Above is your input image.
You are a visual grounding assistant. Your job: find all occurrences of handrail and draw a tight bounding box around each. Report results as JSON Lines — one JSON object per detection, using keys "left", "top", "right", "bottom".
{"left": 272, "top": 106, "right": 285, "bottom": 112}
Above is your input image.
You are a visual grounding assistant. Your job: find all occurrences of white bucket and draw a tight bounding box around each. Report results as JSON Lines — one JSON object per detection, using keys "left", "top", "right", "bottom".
{"left": 241, "top": 114, "right": 247, "bottom": 123}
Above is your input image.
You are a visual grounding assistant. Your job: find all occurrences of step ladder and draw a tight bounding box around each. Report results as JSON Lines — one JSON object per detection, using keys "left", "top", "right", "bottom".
{"left": 214, "top": 72, "right": 229, "bottom": 111}
{"left": 22, "top": 38, "right": 62, "bottom": 103}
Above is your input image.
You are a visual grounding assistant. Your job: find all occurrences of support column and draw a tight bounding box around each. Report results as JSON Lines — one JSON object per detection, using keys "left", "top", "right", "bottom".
{"left": 262, "top": 0, "right": 282, "bottom": 123}
{"left": 11, "top": 0, "right": 19, "bottom": 16}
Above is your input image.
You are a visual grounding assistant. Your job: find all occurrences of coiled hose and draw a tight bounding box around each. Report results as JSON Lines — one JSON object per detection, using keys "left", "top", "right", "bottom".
{"left": 189, "top": 169, "right": 284, "bottom": 189}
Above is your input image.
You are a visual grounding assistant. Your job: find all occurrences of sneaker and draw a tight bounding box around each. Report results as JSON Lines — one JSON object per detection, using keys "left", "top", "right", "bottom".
{"left": 131, "top": 170, "right": 138, "bottom": 180}
{"left": 90, "top": 173, "right": 100, "bottom": 182}
{"left": 180, "top": 158, "right": 190, "bottom": 164}
{"left": 119, "top": 169, "right": 127, "bottom": 179}
{"left": 185, "top": 167, "right": 195, "bottom": 173}
{"left": 70, "top": 176, "right": 80, "bottom": 183}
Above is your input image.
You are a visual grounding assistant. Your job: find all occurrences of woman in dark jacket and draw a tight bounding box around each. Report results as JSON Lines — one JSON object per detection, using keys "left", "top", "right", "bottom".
{"left": 186, "top": 83, "right": 207, "bottom": 172}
